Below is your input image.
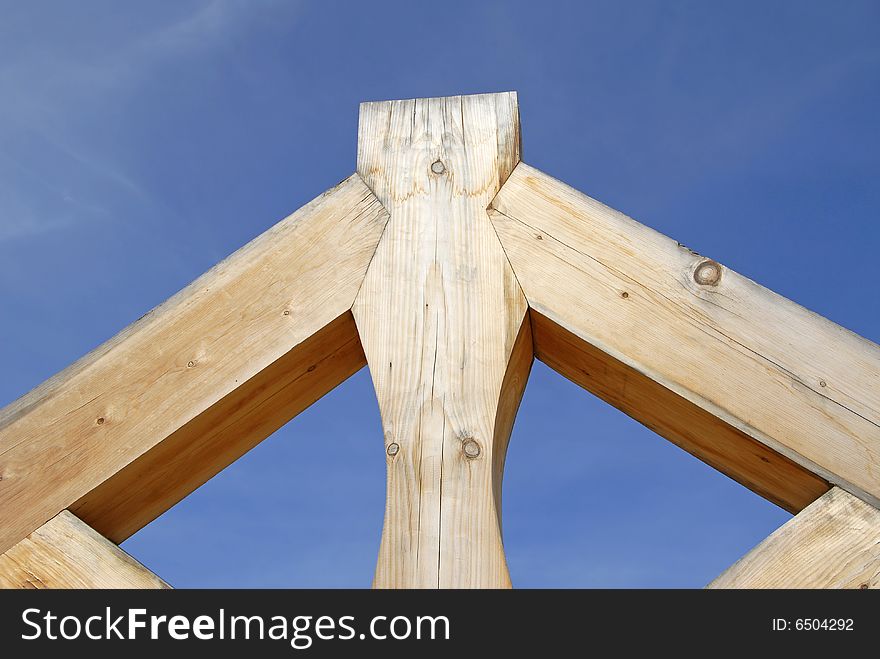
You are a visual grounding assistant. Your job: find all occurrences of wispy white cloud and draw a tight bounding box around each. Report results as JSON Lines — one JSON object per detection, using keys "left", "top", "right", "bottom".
{"left": 65, "top": 0, "right": 288, "bottom": 92}
{"left": 0, "top": 1, "right": 298, "bottom": 243}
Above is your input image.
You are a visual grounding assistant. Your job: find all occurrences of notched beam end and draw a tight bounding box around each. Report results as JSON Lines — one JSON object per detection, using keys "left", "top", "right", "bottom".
{"left": 356, "top": 92, "right": 521, "bottom": 209}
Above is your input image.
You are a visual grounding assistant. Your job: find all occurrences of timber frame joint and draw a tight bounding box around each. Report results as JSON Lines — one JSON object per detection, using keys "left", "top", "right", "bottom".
{"left": 1, "top": 91, "right": 878, "bottom": 589}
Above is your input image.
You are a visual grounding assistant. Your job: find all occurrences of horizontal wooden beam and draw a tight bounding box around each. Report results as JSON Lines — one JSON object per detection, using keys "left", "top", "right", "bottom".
{"left": 0, "top": 510, "right": 169, "bottom": 588}
{"left": 490, "top": 163, "right": 880, "bottom": 513}
{"left": 708, "top": 487, "right": 880, "bottom": 588}
{"left": 0, "top": 175, "right": 388, "bottom": 551}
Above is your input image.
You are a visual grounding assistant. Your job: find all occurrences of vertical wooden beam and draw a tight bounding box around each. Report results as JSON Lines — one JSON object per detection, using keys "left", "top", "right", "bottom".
{"left": 353, "top": 93, "right": 531, "bottom": 588}
{"left": 0, "top": 511, "right": 169, "bottom": 589}
{"left": 708, "top": 487, "right": 880, "bottom": 588}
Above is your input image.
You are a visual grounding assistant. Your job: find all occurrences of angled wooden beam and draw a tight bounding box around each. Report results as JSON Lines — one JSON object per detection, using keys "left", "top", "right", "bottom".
{"left": 0, "top": 175, "right": 388, "bottom": 552}
{"left": 0, "top": 510, "right": 169, "bottom": 589}
{"left": 490, "top": 164, "right": 880, "bottom": 513}
{"left": 353, "top": 93, "right": 532, "bottom": 588}
{"left": 708, "top": 487, "right": 880, "bottom": 588}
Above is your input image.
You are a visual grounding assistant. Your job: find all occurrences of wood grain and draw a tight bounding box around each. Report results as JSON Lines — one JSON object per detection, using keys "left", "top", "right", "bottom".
{"left": 0, "top": 175, "right": 388, "bottom": 552}
{"left": 709, "top": 487, "right": 880, "bottom": 588}
{"left": 71, "top": 313, "right": 366, "bottom": 541}
{"left": 0, "top": 510, "right": 169, "bottom": 589}
{"left": 490, "top": 163, "right": 880, "bottom": 512}
{"left": 353, "top": 93, "right": 531, "bottom": 588}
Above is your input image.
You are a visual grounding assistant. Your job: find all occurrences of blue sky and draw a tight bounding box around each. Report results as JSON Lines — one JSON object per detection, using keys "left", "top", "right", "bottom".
{"left": 1, "top": 1, "right": 878, "bottom": 587}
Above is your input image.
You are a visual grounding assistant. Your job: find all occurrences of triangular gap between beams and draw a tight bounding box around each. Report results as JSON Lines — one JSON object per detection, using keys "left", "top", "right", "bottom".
{"left": 121, "top": 368, "right": 386, "bottom": 588}
{"left": 501, "top": 360, "right": 792, "bottom": 587}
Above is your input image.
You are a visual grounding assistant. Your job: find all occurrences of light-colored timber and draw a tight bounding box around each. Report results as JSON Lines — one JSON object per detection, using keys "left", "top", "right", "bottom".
{"left": 0, "top": 510, "right": 169, "bottom": 589}
{"left": 489, "top": 163, "right": 880, "bottom": 513}
{"left": 353, "top": 92, "right": 531, "bottom": 588}
{"left": 708, "top": 487, "right": 880, "bottom": 588}
{"left": 1, "top": 91, "right": 877, "bottom": 589}
{"left": 0, "top": 175, "right": 388, "bottom": 553}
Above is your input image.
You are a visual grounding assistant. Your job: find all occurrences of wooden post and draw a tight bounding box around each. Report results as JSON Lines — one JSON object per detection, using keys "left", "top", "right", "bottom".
{"left": 353, "top": 93, "right": 532, "bottom": 588}
{"left": 1, "top": 90, "right": 878, "bottom": 589}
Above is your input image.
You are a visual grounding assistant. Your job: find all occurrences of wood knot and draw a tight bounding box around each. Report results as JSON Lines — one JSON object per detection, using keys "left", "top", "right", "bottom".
{"left": 693, "top": 260, "right": 722, "bottom": 286}
{"left": 462, "top": 438, "right": 481, "bottom": 459}
{"left": 386, "top": 443, "right": 400, "bottom": 457}
{"left": 430, "top": 160, "right": 446, "bottom": 175}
